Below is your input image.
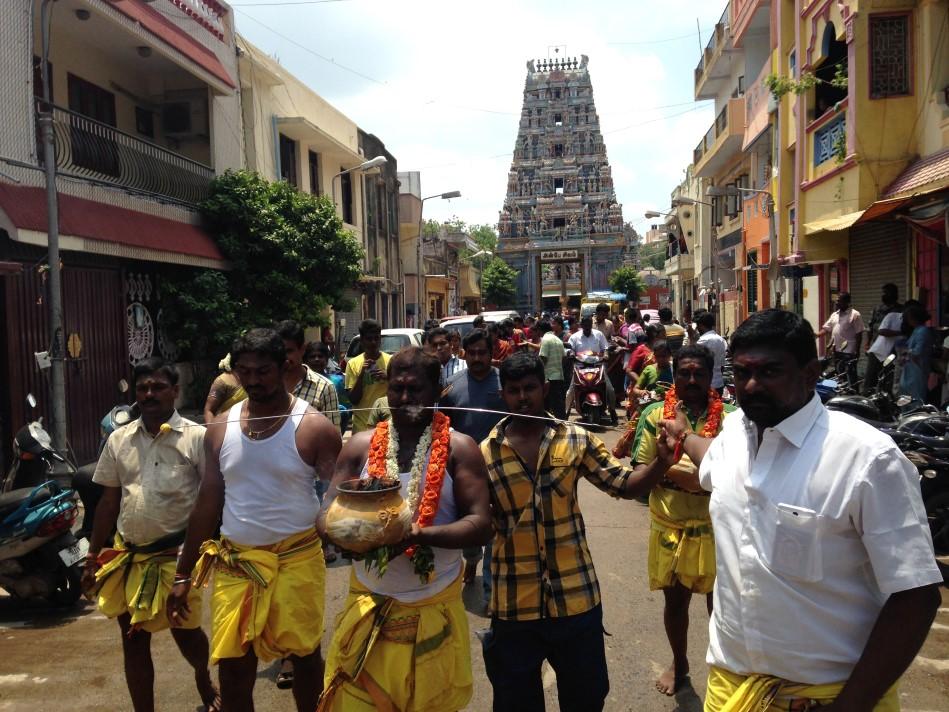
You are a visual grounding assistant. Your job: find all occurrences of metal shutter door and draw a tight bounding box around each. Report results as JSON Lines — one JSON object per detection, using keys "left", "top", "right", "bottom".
{"left": 849, "top": 221, "right": 909, "bottom": 328}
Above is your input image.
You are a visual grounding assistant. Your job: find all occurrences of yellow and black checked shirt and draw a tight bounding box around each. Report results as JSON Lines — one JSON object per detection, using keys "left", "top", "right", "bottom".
{"left": 293, "top": 365, "right": 341, "bottom": 432}
{"left": 481, "top": 415, "right": 633, "bottom": 621}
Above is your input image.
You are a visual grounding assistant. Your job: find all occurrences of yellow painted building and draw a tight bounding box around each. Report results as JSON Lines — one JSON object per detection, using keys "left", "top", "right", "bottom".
{"left": 773, "top": 0, "right": 949, "bottom": 329}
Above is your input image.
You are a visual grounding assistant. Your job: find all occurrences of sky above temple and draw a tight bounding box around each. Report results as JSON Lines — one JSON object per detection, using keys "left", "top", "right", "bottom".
{"left": 234, "top": 0, "right": 725, "bottom": 236}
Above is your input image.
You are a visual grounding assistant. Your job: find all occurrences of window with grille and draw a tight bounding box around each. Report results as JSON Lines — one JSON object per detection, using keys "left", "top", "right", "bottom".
{"left": 869, "top": 14, "right": 911, "bottom": 98}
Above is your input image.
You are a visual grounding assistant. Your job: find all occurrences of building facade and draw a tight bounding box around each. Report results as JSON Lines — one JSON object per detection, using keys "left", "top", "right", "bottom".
{"left": 675, "top": 0, "right": 948, "bottom": 345}
{"left": 357, "top": 129, "right": 401, "bottom": 330}
{"left": 0, "top": 0, "right": 242, "bottom": 464}
{"left": 497, "top": 55, "right": 635, "bottom": 312}
{"left": 238, "top": 37, "right": 398, "bottom": 345}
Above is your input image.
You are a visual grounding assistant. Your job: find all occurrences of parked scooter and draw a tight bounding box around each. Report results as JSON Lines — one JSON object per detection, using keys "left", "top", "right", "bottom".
{"left": 0, "top": 395, "right": 86, "bottom": 606}
{"left": 570, "top": 351, "right": 610, "bottom": 427}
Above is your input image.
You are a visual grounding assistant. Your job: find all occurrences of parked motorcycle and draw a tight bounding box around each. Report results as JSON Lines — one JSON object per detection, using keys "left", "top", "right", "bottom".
{"left": 825, "top": 354, "right": 938, "bottom": 427}
{"left": 570, "top": 351, "right": 609, "bottom": 427}
{"left": 888, "top": 432, "right": 949, "bottom": 556}
{"left": 0, "top": 395, "right": 86, "bottom": 606}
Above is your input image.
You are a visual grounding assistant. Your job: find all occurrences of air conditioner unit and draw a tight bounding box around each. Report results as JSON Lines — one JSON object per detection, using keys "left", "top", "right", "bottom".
{"left": 161, "top": 92, "right": 209, "bottom": 139}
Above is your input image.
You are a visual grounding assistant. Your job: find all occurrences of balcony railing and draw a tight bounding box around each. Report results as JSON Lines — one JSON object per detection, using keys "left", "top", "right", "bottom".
{"left": 694, "top": 105, "right": 728, "bottom": 164}
{"left": 37, "top": 100, "right": 214, "bottom": 206}
{"left": 695, "top": 7, "right": 729, "bottom": 81}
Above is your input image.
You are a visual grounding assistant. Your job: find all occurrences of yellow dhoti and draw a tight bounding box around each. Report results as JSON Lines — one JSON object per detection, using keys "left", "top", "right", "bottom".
{"left": 318, "top": 571, "right": 472, "bottom": 712}
{"left": 648, "top": 485, "right": 715, "bottom": 593}
{"left": 95, "top": 532, "right": 200, "bottom": 634}
{"left": 193, "top": 527, "right": 325, "bottom": 664}
{"left": 705, "top": 665, "right": 900, "bottom": 712}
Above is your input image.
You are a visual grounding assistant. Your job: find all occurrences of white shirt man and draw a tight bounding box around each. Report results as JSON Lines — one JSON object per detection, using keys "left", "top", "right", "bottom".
{"left": 867, "top": 311, "right": 902, "bottom": 362}
{"left": 699, "top": 394, "right": 941, "bottom": 685}
{"left": 821, "top": 300, "right": 865, "bottom": 355}
{"left": 568, "top": 327, "right": 609, "bottom": 355}
{"left": 696, "top": 328, "right": 728, "bottom": 390}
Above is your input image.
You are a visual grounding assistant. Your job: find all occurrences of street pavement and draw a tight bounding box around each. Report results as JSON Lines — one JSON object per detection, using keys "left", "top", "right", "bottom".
{"left": 1, "top": 423, "right": 947, "bottom": 711}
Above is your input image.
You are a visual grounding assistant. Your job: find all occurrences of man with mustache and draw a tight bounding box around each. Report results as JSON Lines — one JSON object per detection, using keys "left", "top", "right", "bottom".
{"left": 318, "top": 347, "right": 492, "bottom": 711}
{"left": 661, "top": 310, "right": 941, "bottom": 711}
{"left": 630, "top": 344, "right": 735, "bottom": 696}
{"left": 481, "top": 352, "right": 678, "bottom": 711}
{"left": 82, "top": 357, "right": 219, "bottom": 712}
{"left": 440, "top": 328, "right": 507, "bottom": 597}
{"left": 168, "top": 328, "right": 341, "bottom": 712}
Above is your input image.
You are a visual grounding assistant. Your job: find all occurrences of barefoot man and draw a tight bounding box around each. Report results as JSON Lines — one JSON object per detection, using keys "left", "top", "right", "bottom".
{"left": 630, "top": 344, "right": 735, "bottom": 695}
{"left": 167, "top": 328, "right": 341, "bottom": 712}
{"left": 82, "top": 357, "right": 219, "bottom": 712}
{"left": 481, "top": 352, "right": 680, "bottom": 712}
{"left": 318, "top": 347, "right": 492, "bottom": 711}
{"left": 661, "top": 310, "right": 941, "bottom": 711}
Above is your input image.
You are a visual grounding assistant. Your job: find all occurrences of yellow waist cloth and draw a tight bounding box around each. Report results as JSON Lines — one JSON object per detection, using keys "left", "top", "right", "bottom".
{"left": 318, "top": 570, "right": 472, "bottom": 712}
{"left": 194, "top": 527, "right": 325, "bottom": 664}
{"left": 648, "top": 486, "right": 715, "bottom": 594}
{"left": 95, "top": 533, "right": 201, "bottom": 633}
{"left": 705, "top": 666, "right": 900, "bottom": 712}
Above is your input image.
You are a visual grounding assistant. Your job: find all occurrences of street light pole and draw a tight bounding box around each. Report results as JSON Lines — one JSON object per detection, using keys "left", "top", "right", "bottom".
{"left": 39, "top": 0, "right": 66, "bottom": 451}
{"left": 416, "top": 190, "right": 460, "bottom": 326}
{"left": 331, "top": 155, "right": 388, "bottom": 221}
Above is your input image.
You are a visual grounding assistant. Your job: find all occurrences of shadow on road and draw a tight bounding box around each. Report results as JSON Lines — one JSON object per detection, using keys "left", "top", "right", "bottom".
{"left": 0, "top": 595, "right": 94, "bottom": 629}
{"left": 672, "top": 676, "right": 703, "bottom": 712}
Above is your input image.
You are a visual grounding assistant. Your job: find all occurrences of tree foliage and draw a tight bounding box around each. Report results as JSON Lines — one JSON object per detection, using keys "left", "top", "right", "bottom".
{"left": 608, "top": 266, "right": 646, "bottom": 302}
{"left": 469, "top": 224, "right": 498, "bottom": 253}
{"left": 160, "top": 269, "right": 242, "bottom": 359}
{"left": 160, "top": 170, "right": 364, "bottom": 359}
{"left": 638, "top": 242, "right": 667, "bottom": 271}
{"left": 481, "top": 258, "right": 517, "bottom": 307}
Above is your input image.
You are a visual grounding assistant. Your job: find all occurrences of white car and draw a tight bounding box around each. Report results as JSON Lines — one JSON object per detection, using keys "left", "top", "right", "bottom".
{"left": 441, "top": 313, "right": 515, "bottom": 338}
{"left": 344, "top": 328, "right": 424, "bottom": 361}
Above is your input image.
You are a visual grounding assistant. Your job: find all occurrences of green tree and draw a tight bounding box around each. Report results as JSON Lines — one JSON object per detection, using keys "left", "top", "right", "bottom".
{"left": 639, "top": 242, "right": 667, "bottom": 271}
{"left": 608, "top": 266, "right": 646, "bottom": 302}
{"left": 481, "top": 258, "right": 517, "bottom": 307}
{"left": 160, "top": 170, "right": 364, "bottom": 359}
{"left": 160, "top": 269, "right": 242, "bottom": 359}
{"left": 469, "top": 224, "right": 498, "bottom": 253}
{"left": 201, "top": 170, "right": 364, "bottom": 327}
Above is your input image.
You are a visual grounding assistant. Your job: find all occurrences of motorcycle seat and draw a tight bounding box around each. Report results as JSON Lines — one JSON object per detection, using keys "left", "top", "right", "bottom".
{"left": 0, "top": 487, "right": 51, "bottom": 517}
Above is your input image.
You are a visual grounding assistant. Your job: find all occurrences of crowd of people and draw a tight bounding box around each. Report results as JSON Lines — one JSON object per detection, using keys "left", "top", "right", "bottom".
{"left": 77, "top": 304, "right": 943, "bottom": 712}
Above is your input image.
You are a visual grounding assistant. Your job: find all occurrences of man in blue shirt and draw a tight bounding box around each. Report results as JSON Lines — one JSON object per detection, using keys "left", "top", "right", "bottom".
{"left": 441, "top": 329, "right": 506, "bottom": 601}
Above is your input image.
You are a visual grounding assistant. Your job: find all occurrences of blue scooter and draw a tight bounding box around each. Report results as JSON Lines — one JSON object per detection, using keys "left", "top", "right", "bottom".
{"left": 0, "top": 396, "right": 86, "bottom": 606}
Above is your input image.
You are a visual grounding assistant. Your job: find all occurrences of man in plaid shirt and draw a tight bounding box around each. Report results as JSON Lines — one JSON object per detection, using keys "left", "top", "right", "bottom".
{"left": 480, "top": 352, "right": 677, "bottom": 711}
{"left": 276, "top": 321, "right": 341, "bottom": 433}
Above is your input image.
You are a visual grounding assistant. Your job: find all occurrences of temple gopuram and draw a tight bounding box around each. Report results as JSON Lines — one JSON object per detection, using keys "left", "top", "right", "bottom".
{"left": 497, "top": 54, "right": 638, "bottom": 312}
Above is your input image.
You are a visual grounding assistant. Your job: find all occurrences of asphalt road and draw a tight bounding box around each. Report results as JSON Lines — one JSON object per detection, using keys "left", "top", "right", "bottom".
{"left": 1, "top": 423, "right": 947, "bottom": 711}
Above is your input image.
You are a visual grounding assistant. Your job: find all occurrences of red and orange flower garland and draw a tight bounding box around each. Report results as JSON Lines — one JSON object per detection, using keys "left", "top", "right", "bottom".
{"left": 612, "top": 385, "right": 723, "bottom": 460}
{"left": 366, "top": 410, "right": 451, "bottom": 560}
{"left": 663, "top": 386, "right": 723, "bottom": 461}
{"left": 662, "top": 386, "right": 723, "bottom": 437}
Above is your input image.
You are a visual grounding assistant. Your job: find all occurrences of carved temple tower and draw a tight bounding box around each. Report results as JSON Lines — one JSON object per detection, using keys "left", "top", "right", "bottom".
{"left": 497, "top": 55, "right": 637, "bottom": 312}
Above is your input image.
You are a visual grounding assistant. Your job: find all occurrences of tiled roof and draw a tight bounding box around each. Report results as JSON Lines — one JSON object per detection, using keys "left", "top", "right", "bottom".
{"left": 883, "top": 147, "right": 949, "bottom": 198}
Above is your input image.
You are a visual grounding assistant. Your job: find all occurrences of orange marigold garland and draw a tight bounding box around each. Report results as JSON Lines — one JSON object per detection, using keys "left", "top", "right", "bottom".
{"left": 366, "top": 411, "right": 451, "bottom": 582}
{"left": 663, "top": 386, "right": 724, "bottom": 462}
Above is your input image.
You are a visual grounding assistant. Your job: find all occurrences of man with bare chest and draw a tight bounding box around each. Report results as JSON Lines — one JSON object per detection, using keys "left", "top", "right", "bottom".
{"left": 167, "top": 328, "right": 341, "bottom": 712}
{"left": 318, "top": 347, "right": 492, "bottom": 711}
